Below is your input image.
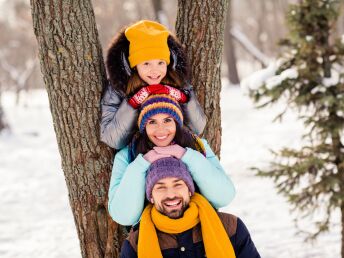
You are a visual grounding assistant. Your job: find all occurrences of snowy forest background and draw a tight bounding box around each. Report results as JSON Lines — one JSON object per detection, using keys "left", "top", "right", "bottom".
{"left": 1, "top": 0, "right": 344, "bottom": 257}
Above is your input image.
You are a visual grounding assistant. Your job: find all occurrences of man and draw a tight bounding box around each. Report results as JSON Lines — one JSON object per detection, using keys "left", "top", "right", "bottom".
{"left": 120, "top": 157, "right": 261, "bottom": 258}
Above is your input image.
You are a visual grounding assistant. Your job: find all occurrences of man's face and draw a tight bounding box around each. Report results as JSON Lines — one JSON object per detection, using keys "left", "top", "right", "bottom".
{"left": 150, "top": 177, "right": 191, "bottom": 219}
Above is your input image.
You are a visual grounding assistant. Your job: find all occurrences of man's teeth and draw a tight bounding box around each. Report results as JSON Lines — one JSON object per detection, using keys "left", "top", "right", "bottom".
{"left": 165, "top": 200, "right": 181, "bottom": 206}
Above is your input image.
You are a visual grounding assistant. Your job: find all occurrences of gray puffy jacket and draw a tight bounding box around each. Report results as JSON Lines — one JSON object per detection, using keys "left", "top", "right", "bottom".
{"left": 100, "top": 83, "right": 207, "bottom": 149}
{"left": 101, "top": 27, "right": 207, "bottom": 149}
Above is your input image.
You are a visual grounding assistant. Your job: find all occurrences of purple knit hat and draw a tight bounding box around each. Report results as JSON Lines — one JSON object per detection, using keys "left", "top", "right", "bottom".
{"left": 145, "top": 157, "right": 195, "bottom": 200}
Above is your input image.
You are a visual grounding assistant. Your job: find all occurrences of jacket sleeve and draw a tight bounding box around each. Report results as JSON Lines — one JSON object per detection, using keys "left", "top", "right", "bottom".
{"left": 181, "top": 139, "right": 236, "bottom": 208}
{"left": 231, "top": 218, "right": 261, "bottom": 258}
{"left": 108, "top": 147, "right": 151, "bottom": 225}
{"left": 181, "top": 85, "right": 207, "bottom": 136}
{"left": 100, "top": 83, "right": 139, "bottom": 149}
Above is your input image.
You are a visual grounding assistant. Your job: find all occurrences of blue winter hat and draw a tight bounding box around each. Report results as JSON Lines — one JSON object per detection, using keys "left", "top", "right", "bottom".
{"left": 137, "top": 94, "right": 183, "bottom": 133}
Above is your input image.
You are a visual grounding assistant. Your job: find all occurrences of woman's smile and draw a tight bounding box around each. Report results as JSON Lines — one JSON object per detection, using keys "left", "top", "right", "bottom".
{"left": 145, "top": 114, "right": 177, "bottom": 147}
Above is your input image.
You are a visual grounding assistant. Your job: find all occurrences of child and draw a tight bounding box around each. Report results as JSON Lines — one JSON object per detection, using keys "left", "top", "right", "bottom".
{"left": 108, "top": 94, "right": 236, "bottom": 225}
{"left": 100, "top": 20, "right": 207, "bottom": 149}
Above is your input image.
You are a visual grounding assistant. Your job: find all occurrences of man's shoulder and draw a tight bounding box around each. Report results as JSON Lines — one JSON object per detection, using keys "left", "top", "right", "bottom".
{"left": 217, "top": 212, "right": 238, "bottom": 237}
{"left": 126, "top": 225, "right": 140, "bottom": 252}
{"left": 126, "top": 223, "right": 179, "bottom": 253}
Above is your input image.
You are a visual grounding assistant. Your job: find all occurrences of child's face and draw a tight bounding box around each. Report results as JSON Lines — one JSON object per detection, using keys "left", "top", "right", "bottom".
{"left": 136, "top": 59, "right": 167, "bottom": 85}
{"left": 145, "top": 113, "right": 176, "bottom": 147}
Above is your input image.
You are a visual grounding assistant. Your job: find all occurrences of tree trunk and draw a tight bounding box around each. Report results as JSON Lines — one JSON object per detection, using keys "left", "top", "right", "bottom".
{"left": 331, "top": 126, "right": 344, "bottom": 258}
{"left": 0, "top": 85, "right": 6, "bottom": 132}
{"left": 257, "top": 0, "right": 267, "bottom": 55}
{"left": 333, "top": 131, "right": 344, "bottom": 258}
{"left": 30, "top": 1, "right": 125, "bottom": 257}
{"left": 151, "top": 0, "right": 169, "bottom": 28}
{"left": 175, "top": 0, "right": 229, "bottom": 156}
{"left": 342, "top": 204, "right": 344, "bottom": 258}
{"left": 152, "top": 0, "right": 163, "bottom": 22}
{"left": 0, "top": 100, "right": 6, "bottom": 132}
{"left": 224, "top": 0, "right": 240, "bottom": 85}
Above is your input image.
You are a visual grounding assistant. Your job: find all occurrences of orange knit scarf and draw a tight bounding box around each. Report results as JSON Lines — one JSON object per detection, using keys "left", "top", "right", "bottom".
{"left": 138, "top": 193, "right": 236, "bottom": 258}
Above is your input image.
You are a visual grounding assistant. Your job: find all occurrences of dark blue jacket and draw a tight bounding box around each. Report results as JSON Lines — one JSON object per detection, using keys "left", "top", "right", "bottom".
{"left": 120, "top": 212, "right": 261, "bottom": 258}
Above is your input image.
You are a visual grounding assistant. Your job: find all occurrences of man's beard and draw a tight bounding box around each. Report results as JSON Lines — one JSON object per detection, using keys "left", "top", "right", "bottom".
{"left": 157, "top": 197, "right": 189, "bottom": 219}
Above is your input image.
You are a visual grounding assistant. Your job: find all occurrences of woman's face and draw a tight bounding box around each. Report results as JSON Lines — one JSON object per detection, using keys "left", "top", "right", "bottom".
{"left": 136, "top": 59, "right": 167, "bottom": 85}
{"left": 145, "top": 113, "right": 176, "bottom": 147}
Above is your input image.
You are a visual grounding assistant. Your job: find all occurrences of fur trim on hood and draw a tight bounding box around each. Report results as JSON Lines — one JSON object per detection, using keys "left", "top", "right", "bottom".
{"left": 106, "top": 27, "right": 190, "bottom": 95}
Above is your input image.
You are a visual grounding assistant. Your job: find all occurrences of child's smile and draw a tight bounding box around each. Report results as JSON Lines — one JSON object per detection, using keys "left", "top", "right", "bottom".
{"left": 136, "top": 59, "right": 167, "bottom": 85}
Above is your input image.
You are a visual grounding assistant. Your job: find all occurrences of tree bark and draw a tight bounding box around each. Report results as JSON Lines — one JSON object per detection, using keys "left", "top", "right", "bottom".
{"left": 0, "top": 96, "right": 6, "bottom": 132}
{"left": 0, "top": 83, "right": 6, "bottom": 132}
{"left": 30, "top": 1, "right": 125, "bottom": 257}
{"left": 175, "top": 0, "right": 229, "bottom": 156}
{"left": 224, "top": 0, "right": 240, "bottom": 85}
{"left": 152, "top": 0, "right": 163, "bottom": 22}
{"left": 342, "top": 202, "right": 344, "bottom": 258}
{"left": 257, "top": 0, "right": 267, "bottom": 54}
{"left": 333, "top": 130, "right": 344, "bottom": 258}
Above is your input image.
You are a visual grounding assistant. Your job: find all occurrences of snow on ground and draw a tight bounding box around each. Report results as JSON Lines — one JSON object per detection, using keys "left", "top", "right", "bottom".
{"left": 0, "top": 91, "right": 80, "bottom": 258}
{"left": 0, "top": 85, "right": 341, "bottom": 258}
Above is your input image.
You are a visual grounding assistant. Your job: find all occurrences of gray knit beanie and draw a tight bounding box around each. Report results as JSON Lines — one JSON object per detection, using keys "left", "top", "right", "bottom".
{"left": 146, "top": 157, "right": 195, "bottom": 200}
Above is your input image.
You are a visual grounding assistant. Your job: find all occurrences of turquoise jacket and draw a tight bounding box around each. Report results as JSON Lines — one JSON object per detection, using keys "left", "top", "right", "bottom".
{"left": 108, "top": 139, "right": 236, "bottom": 225}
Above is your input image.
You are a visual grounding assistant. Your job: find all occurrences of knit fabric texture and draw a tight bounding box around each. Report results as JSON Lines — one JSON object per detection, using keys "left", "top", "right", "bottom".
{"left": 125, "top": 20, "right": 170, "bottom": 68}
{"left": 138, "top": 193, "right": 236, "bottom": 258}
{"left": 137, "top": 94, "right": 183, "bottom": 133}
{"left": 145, "top": 157, "right": 195, "bottom": 200}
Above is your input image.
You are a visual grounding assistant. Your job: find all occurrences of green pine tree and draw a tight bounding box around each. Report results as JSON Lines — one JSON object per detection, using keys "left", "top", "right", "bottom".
{"left": 248, "top": 0, "right": 344, "bottom": 256}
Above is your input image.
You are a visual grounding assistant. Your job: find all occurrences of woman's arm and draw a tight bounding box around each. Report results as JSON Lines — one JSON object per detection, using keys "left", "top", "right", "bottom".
{"left": 181, "top": 139, "right": 236, "bottom": 208}
{"left": 100, "top": 83, "right": 138, "bottom": 149}
{"left": 108, "top": 147, "right": 150, "bottom": 225}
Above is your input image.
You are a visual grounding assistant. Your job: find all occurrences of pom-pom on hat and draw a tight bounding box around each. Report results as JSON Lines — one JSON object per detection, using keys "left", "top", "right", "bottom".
{"left": 146, "top": 157, "right": 195, "bottom": 201}
{"left": 125, "top": 20, "right": 170, "bottom": 68}
{"left": 138, "top": 94, "right": 183, "bottom": 133}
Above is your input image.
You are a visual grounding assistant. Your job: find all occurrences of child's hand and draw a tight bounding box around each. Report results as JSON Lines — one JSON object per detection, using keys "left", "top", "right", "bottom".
{"left": 149, "top": 84, "right": 188, "bottom": 103}
{"left": 164, "top": 86, "right": 188, "bottom": 103}
{"left": 128, "top": 87, "right": 150, "bottom": 108}
{"left": 153, "top": 144, "right": 186, "bottom": 159}
{"left": 145, "top": 84, "right": 169, "bottom": 95}
{"left": 143, "top": 149, "right": 172, "bottom": 163}
{"left": 128, "top": 85, "right": 168, "bottom": 108}
{"left": 128, "top": 85, "right": 188, "bottom": 108}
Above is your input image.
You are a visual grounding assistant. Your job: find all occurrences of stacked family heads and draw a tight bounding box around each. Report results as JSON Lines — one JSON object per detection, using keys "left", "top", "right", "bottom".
{"left": 101, "top": 20, "right": 261, "bottom": 258}
{"left": 101, "top": 19, "right": 207, "bottom": 151}
{"left": 104, "top": 19, "right": 207, "bottom": 158}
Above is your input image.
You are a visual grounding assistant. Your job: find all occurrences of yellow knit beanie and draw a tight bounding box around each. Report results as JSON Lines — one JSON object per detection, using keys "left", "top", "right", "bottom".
{"left": 125, "top": 20, "right": 170, "bottom": 68}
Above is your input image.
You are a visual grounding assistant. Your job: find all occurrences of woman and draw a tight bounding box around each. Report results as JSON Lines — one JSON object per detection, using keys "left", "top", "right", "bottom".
{"left": 108, "top": 94, "right": 236, "bottom": 225}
